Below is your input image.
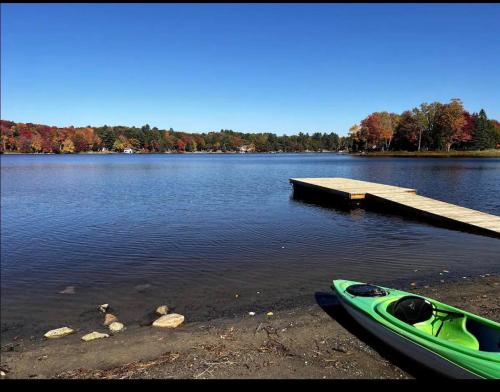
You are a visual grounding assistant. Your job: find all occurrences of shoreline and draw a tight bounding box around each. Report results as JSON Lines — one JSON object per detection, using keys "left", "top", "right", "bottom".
{"left": 2, "top": 150, "right": 500, "bottom": 157}
{"left": 355, "top": 150, "right": 500, "bottom": 158}
{"left": 1, "top": 274, "right": 498, "bottom": 379}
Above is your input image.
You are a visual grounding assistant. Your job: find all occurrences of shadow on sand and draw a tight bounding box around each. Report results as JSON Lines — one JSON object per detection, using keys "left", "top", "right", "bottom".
{"left": 314, "top": 291, "right": 444, "bottom": 379}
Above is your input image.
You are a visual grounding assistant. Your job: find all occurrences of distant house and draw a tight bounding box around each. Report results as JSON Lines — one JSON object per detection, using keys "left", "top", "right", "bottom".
{"left": 123, "top": 148, "right": 133, "bottom": 154}
{"left": 239, "top": 144, "right": 255, "bottom": 153}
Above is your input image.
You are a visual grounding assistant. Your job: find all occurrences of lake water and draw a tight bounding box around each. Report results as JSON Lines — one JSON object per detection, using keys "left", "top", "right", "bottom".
{"left": 1, "top": 154, "right": 499, "bottom": 342}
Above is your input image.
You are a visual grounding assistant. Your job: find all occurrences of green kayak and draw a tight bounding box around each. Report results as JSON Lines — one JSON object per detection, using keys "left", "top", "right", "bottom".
{"left": 332, "top": 279, "right": 500, "bottom": 379}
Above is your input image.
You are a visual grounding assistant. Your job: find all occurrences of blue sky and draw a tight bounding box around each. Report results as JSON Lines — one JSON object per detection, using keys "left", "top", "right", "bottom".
{"left": 1, "top": 4, "right": 499, "bottom": 135}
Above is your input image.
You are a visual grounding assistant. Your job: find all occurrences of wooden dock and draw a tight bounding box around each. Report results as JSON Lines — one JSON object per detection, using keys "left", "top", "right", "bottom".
{"left": 289, "top": 177, "right": 500, "bottom": 238}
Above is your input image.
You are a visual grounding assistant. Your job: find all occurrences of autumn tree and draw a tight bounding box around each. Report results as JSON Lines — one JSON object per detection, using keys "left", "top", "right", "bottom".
{"left": 431, "top": 98, "right": 466, "bottom": 151}
{"left": 413, "top": 102, "right": 443, "bottom": 151}
{"left": 360, "top": 112, "right": 398, "bottom": 150}
{"left": 31, "top": 133, "right": 43, "bottom": 152}
{"left": 61, "top": 138, "right": 75, "bottom": 153}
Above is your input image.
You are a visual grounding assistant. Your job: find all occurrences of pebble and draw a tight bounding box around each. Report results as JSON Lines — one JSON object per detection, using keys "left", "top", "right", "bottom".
{"left": 44, "top": 327, "right": 75, "bottom": 339}
{"left": 98, "top": 304, "right": 109, "bottom": 313}
{"left": 266, "top": 311, "right": 274, "bottom": 317}
{"left": 1, "top": 370, "right": 6, "bottom": 378}
{"left": 103, "top": 313, "right": 118, "bottom": 326}
{"left": 156, "top": 305, "right": 169, "bottom": 315}
{"left": 81, "top": 331, "right": 109, "bottom": 342}
{"left": 235, "top": 294, "right": 239, "bottom": 299}
{"left": 248, "top": 312, "right": 256, "bottom": 316}
{"left": 152, "top": 313, "right": 185, "bottom": 328}
{"left": 410, "top": 282, "right": 417, "bottom": 287}
{"left": 109, "top": 322, "right": 124, "bottom": 333}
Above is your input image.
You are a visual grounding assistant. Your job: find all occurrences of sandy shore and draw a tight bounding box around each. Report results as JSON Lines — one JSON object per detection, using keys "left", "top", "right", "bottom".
{"left": 1, "top": 275, "right": 498, "bottom": 379}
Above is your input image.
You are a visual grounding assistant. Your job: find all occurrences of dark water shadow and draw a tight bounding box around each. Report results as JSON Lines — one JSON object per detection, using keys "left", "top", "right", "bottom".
{"left": 314, "top": 291, "right": 445, "bottom": 379}
{"left": 290, "top": 189, "right": 362, "bottom": 214}
{"left": 292, "top": 187, "right": 499, "bottom": 240}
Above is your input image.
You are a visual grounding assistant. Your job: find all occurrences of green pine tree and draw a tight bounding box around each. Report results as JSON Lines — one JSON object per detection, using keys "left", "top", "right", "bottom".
{"left": 473, "top": 110, "right": 494, "bottom": 150}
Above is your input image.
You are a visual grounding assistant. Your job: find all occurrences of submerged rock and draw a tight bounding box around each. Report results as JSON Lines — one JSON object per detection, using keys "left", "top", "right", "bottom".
{"left": 135, "top": 284, "right": 151, "bottom": 293}
{"left": 44, "top": 327, "right": 75, "bottom": 339}
{"left": 59, "top": 286, "right": 76, "bottom": 294}
{"left": 81, "top": 331, "right": 109, "bottom": 341}
{"left": 152, "top": 313, "right": 185, "bottom": 328}
{"left": 156, "top": 305, "right": 169, "bottom": 315}
{"left": 109, "top": 322, "right": 124, "bottom": 333}
{"left": 103, "top": 313, "right": 118, "bottom": 326}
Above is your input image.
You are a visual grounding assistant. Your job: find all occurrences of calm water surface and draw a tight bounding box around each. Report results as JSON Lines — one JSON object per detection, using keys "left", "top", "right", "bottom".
{"left": 1, "top": 154, "right": 499, "bottom": 341}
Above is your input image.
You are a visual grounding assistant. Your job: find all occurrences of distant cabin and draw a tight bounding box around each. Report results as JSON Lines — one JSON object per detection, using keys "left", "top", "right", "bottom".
{"left": 123, "top": 148, "right": 133, "bottom": 154}
{"left": 239, "top": 144, "right": 255, "bottom": 153}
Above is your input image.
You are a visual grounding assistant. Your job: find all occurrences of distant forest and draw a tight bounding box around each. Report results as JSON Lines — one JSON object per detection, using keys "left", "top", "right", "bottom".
{"left": 1, "top": 99, "right": 499, "bottom": 154}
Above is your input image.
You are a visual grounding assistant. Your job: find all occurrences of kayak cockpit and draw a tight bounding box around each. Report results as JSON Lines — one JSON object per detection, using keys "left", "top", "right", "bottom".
{"left": 466, "top": 318, "right": 500, "bottom": 352}
{"left": 387, "top": 295, "right": 500, "bottom": 352}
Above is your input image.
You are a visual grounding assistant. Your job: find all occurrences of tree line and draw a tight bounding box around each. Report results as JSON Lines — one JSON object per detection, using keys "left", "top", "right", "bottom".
{"left": 1, "top": 99, "right": 498, "bottom": 154}
{"left": 348, "top": 99, "right": 500, "bottom": 152}
{"left": 0, "top": 121, "right": 345, "bottom": 153}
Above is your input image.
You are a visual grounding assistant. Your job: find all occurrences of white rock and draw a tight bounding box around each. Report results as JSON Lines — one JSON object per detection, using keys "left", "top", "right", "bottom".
{"left": 152, "top": 313, "right": 185, "bottom": 328}
{"left": 156, "top": 305, "right": 169, "bottom": 315}
{"left": 248, "top": 312, "right": 255, "bottom": 316}
{"left": 98, "top": 304, "right": 109, "bottom": 313}
{"left": 0, "top": 370, "right": 7, "bottom": 377}
{"left": 81, "top": 331, "right": 109, "bottom": 341}
{"left": 44, "top": 327, "right": 75, "bottom": 339}
{"left": 109, "top": 322, "right": 124, "bottom": 333}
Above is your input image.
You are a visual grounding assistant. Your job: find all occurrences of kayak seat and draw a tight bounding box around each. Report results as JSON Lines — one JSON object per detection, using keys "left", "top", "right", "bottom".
{"left": 435, "top": 317, "right": 479, "bottom": 350}
{"left": 389, "top": 296, "right": 480, "bottom": 350}
{"left": 415, "top": 316, "right": 480, "bottom": 350}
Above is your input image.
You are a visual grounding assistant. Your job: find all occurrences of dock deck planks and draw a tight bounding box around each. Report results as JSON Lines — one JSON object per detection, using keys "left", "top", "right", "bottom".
{"left": 289, "top": 177, "right": 500, "bottom": 237}
{"left": 289, "top": 178, "right": 416, "bottom": 199}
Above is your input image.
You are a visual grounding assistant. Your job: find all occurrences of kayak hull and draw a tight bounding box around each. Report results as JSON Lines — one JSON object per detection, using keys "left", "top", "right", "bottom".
{"left": 336, "top": 289, "right": 480, "bottom": 379}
